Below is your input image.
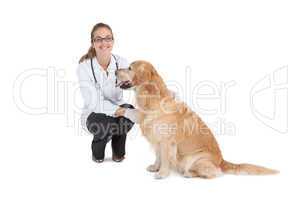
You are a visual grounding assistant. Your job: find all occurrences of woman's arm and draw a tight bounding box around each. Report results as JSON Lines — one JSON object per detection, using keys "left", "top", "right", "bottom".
{"left": 77, "top": 64, "right": 120, "bottom": 117}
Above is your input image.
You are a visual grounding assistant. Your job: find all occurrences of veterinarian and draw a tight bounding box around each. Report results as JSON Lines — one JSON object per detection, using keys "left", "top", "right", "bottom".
{"left": 77, "top": 22, "right": 135, "bottom": 163}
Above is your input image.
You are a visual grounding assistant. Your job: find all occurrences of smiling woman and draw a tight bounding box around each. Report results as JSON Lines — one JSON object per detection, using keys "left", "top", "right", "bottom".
{"left": 77, "top": 23, "right": 136, "bottom": 163}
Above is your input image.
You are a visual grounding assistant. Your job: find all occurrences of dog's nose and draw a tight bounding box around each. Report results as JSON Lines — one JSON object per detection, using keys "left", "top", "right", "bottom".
{"left": 115, "top": 70, "right": 118, "bottom": 76}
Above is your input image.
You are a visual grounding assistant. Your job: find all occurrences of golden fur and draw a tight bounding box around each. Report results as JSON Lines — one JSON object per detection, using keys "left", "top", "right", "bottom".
{"left": 116, "top": 60, "right": 279, "bottom": 179}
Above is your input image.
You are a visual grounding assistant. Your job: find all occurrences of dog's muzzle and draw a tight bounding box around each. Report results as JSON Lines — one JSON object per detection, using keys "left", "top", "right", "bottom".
{"left": 116, "top": 80, "right": 133, "bottom": 89}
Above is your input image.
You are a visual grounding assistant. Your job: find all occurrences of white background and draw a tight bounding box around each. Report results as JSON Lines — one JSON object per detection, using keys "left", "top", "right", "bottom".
{"left": 0, "top": 0, "right": 299, "bottom": 199}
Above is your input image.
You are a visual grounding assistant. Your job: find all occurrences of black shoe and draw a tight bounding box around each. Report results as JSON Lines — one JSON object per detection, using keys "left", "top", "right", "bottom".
{"left": 112, "top": 155, "right": 125, "bottom": 162}
{"left": 92, "top": 155, "right": 104, "bottom": 163}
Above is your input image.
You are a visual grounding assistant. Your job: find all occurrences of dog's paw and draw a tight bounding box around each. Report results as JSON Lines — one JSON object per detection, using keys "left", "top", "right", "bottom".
{"left": 147, "top": 164, "right": 160, "bottom": 172}
{"left": 154, "top": 170, "right": 170, "bottom": 179}
{"left": 183, "top": 171, "right": 197, "bottom": 178}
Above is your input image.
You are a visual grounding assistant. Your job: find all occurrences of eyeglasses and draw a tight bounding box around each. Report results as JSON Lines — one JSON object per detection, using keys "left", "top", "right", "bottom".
{"left": 93, "top": 36, "right": 113, "bottom": 43}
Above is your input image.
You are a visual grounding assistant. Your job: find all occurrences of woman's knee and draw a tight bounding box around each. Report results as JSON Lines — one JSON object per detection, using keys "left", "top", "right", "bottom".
{"left": 118, "top": 117, "right": 134, "bottom": 135}
{"left": 86, "top": 113, "right": 115, "bottom": 139}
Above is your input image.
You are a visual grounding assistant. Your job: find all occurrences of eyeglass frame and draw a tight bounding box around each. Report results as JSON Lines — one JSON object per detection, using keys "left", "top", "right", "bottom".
{"left": 92, "top": 36, "right": 114, "bottom": 43}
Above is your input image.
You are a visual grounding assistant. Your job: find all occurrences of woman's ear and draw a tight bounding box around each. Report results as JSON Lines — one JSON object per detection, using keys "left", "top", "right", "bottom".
{"left": 90, "top": 45, "right": 96, "bottom": 54}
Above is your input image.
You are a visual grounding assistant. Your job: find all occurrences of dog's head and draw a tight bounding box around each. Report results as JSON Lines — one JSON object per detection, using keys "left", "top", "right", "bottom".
{"left": 116, "top": 60, "right": 174, "bottom": 111}
{"left": 115, "top": 60, "right": 160, "bottom": 90}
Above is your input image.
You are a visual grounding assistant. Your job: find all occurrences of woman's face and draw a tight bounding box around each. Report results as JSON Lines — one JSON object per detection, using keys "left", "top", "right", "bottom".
{"left": 92, "top": 27, "right": 114, "bottom": 57}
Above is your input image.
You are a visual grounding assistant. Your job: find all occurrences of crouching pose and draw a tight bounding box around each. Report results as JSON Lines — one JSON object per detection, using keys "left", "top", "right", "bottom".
{"left": 77, "top": 23, "right": 135, "bottom": 162}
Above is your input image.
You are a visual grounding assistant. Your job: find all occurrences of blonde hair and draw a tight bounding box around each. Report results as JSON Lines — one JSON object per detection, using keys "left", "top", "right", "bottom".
{"left": 79, "top": 23, "right": 114, "bottom": 63}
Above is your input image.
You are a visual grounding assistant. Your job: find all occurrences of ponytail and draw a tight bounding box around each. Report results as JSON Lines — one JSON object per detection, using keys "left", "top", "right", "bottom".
{"left": 79, "top": 46, "right": 96, "bottom": 63}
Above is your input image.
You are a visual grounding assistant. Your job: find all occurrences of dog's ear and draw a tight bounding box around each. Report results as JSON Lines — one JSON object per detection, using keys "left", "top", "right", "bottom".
{"left": 149, "top": 67, "right": 170, "bottom": 97}
{"left": 132, "top": 74, "right": 140, "bottom": 85}
{"left": 150, "top": 66, "right": 162, "bottom": 82}
{"left": 136, "top": 83, "right": 160, "bottom": 109}
{"left": 144, "top": 83, "right": 158, "bottom": 94}
{"left": 132, "top": 68, "right": 151, "bottom": 86}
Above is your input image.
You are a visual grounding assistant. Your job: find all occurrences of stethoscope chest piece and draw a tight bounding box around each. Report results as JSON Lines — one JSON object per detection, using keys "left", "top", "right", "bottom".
{"left": 95, "top": 83, "right": 101, "bottom": 89}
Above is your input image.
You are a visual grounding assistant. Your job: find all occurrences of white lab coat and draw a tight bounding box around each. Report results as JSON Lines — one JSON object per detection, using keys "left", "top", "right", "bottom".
{"left": 77, "top": 54, "right": 129, "bottom": 130}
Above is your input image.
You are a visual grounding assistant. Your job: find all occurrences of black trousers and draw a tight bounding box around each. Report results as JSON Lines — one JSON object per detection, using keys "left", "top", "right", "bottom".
{"left": 86, "top": 104, "right": 135, "bottom": 160}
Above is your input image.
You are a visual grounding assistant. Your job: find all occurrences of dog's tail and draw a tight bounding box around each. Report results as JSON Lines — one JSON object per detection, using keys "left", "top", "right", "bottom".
{"left": 220, "top": 159, "right": 279, "bottom": 175}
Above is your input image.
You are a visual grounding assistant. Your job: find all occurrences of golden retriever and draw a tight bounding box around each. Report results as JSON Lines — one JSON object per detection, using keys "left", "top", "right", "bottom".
{"left": 116, "top": 60, "right": 279, "bottom": 179}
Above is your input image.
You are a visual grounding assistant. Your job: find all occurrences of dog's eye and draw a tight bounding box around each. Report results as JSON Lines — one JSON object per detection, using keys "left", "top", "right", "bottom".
{"left": 128, "top": 66, "right": 132, "bottom": 70}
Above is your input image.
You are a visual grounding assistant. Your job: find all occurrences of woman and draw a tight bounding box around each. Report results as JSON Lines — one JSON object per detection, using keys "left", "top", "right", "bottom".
{"left": 77, "top": 23, "right": 134, "bottom": 163}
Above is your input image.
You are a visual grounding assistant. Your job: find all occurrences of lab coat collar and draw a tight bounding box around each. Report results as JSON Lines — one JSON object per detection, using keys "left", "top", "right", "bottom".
{"left": 92, "top": 55, "right": 117, "bottom": 74}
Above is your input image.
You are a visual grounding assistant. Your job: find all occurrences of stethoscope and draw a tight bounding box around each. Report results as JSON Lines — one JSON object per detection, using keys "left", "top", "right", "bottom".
{"left": 90, "top": 54, "right": 119, "bottom": 89}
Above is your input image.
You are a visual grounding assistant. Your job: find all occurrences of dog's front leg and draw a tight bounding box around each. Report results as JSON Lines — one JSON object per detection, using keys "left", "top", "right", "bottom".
{"left": 147, "top": 145, "right": 161, "bottom": 172}
{"left": 154, "top": 141, "right": 171, "bottom": 179}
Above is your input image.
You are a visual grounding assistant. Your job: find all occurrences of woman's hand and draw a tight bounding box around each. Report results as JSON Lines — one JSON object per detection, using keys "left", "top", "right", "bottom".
{"left": 115, "top": 107, "right": 126, "bottom": 117}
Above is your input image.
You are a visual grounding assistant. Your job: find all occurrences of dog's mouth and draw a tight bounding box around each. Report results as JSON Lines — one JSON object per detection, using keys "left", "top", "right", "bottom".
{"left": 116, "top": 80, "right": 133, "bottom": 89}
